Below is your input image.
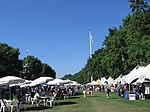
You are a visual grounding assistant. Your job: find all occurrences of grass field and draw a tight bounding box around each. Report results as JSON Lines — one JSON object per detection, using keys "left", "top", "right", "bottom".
{"left": 25, "top": 90, "right": 150, "bottom": 112}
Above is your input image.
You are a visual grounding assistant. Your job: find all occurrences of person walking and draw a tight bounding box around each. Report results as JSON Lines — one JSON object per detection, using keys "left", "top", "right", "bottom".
{"left": 104, "top": 81, "right": 111, "bottom": 99}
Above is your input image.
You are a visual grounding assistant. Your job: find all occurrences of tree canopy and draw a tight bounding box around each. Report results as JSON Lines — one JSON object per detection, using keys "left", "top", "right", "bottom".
{"left": 22, "top": 55, "right": 56, "bottom": 80}
{"left": 0, "top": 43, "right": 22, "bottom": 78}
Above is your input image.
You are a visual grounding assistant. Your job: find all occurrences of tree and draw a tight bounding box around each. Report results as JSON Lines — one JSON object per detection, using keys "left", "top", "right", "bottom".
{"left": 62, "top": 74, "right": 74, "bottom": 80}
{"left": 0, "top": 43, "right": 22, "bottom": 78}
{"left": 22, "top": 56, "right": 56, "bottom": 80}
{"left": 41, "top": 63, "right": 56, "bottom": 78}
{"left": 22, "top": 55, "right": 42, "bottom": 80}
{"left": 129, "top": 0, "right": 149, "bottom": 12}
{"left": 122, "top": 6, "right": 150, "bottom": 69}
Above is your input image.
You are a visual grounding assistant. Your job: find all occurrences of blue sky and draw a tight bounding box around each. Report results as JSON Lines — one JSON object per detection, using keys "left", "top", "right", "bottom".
{"left": 0, "top": 0, "right": 131, "bottom": 78}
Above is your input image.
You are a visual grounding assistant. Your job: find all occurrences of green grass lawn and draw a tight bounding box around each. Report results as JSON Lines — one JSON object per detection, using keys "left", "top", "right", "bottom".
{"left": 25, "top": 90, "right": 150, "bottom": 112}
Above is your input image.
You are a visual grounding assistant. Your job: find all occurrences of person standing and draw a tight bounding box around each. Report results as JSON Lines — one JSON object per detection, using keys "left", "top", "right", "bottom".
{"left": 89, "top": 85, "right": 93, "bottom": 96}
{"left": 140, "top": 83, "right": 145, "bottom": 100}
{"left": 82, "top": 85, "right": 87, "bottom": 97}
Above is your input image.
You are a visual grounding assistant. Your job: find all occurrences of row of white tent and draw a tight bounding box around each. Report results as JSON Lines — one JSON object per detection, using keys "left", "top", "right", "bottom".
{"left": 0, "top": 76, "right": 81, "bottom": 87}
{"left": 87, "top": 76, "right": 114, "bottom": 85}
{"left": 116, "top": 64, "right": 150, "bottom": 84}
{"left": 29, "top": 77, "right": 80, "bottom": 87}
{"left": 87, "top": 64, "right": 150, "bottom": 85}
{"left": 1, "top": 64, "right": 150, "bottom": 87}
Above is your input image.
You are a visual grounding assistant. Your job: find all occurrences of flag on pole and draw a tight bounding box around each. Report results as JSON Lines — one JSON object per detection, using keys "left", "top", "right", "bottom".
{"left": 27, "top": 49, "right": 29, "bottom": 54}
{"left": 89, "top": 30, "right": 94, "bottom": 58}
{"left": 89, "top": 30, "right": 94, "bottom": 44}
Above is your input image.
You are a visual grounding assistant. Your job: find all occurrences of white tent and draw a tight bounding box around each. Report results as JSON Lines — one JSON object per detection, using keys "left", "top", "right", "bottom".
{"left": 30, "top": 77, "right": 53, "bottom": 86}
{"left": 100, "top": 77, "right": 107, "bottom": 85}
{"left": 20, "top": 80, "right": 33, "bottom": 87}
{"left": 136, "top": 78, "right": 150, "bottom": 83}
{"left": 107, "top": 76, "right": 114, "bottom": 85}
{"left": 0, "top": 76, "right": 25, "bottom": 86}
{"left": 65, "top": 80, "right": 81, "bottom": 86}
{"left": 142, "top": 64, "right": 150, "bottom": 79}
{"left": 62, "top": 80, "right": 81, "bottom": 86}
{"left": 125, "top": 66, "right": 147, "bottom": 84}
{"left": 63, "top": 79, "right": 73, "bottom": 84}
{"left": 47, "top": 79, "right": 65, "bottom": 86}
{"left": 133, "top": 64, "right": 150, "bottom": 83}
{"left": 119, "top": 75, "right": 127, "bottom": 84}
{"left": 114, "top": 75, "right": 122, "bottom": 85}
{"left": 86, "top": 81, "right": 96, "bottom": 85}
{"left": 0, "top": 76, "right": 25, "bottom": 99}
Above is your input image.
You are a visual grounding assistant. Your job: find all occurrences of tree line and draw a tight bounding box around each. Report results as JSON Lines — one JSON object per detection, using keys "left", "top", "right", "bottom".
{"left": 62, "top": 0, "right": 150, "bottom": 84}
{"left": 0, "top": 43, "right": 56, "bottom": 80}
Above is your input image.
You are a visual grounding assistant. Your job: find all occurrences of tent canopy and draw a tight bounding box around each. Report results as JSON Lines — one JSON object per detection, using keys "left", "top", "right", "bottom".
{"left": 47, "top": 79, "right": 65, "bottom": 86}
{"left": 107, "top": 76, "right": 114, "bottom": 85}
{"left": 0, "top": 76, "right": 25, "bottom": 86}
{"left": 125, "top": 65, "right": 150, "bottom": 84}
{"left": 30, "top": 77, "right": 53, "bottom": 86}
{"left": 100, "top": 77, "right": 107, "bottom": 85}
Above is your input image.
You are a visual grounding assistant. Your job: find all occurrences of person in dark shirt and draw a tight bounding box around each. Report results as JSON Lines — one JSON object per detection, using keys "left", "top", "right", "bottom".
{"left": 140, "top": 83, "right": 145, "bottom": 100}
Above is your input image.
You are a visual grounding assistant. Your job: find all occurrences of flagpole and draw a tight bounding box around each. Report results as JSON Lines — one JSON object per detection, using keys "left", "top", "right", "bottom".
{"left": 89, "top": 30, "right": 92, "bottom": 58}
{"left": 89, "top": 30, "right": 94, "bottom": 83}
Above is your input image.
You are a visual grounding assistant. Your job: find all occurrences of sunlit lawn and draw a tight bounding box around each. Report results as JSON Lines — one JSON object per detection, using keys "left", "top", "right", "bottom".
{"left": 25, "top": 90, "right": 150, "bottom": 112}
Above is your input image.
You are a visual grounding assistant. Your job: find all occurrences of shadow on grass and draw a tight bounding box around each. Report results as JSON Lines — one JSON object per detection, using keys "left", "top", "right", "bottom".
{"left": 75, "top": 92, "right": 83, "bottom": 96}
{"left": 58, "top": 101, "right": 77, "bottom": 106}
{"left": 26, "top": 101, "right": 77, "bottom": 111}
{"left": 26, "top": 106, "right": 52, "bottom": 111}
{"left": 109, "top": 96, "right": 124, "bottom": 100}
{"left": 68, "top": 96, "right": 80, "bottom": 99}
{"left": 110, "top": 97, "right": 121, "bottom": 100}
{"left": 90, "top": 95, "right": 100, "bottom": 97}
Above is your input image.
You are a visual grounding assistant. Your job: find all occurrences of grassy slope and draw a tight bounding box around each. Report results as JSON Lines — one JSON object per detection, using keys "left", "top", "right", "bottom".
{"left": 26, "top": 91, "right": 150, "bottom": 112}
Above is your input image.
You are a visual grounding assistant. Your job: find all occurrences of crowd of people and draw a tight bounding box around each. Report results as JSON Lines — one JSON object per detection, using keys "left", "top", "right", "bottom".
{"left": 0, "top": 84, "right": 80, "bottom": 109}
{"left": 0, "top": 81, "right": 147, "bottom": 112}
{"left": 82, "top": 81, "right": 147, "bottom": 100}
{"left": 115, "top": 82, "right": 146, "bottom": 100}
